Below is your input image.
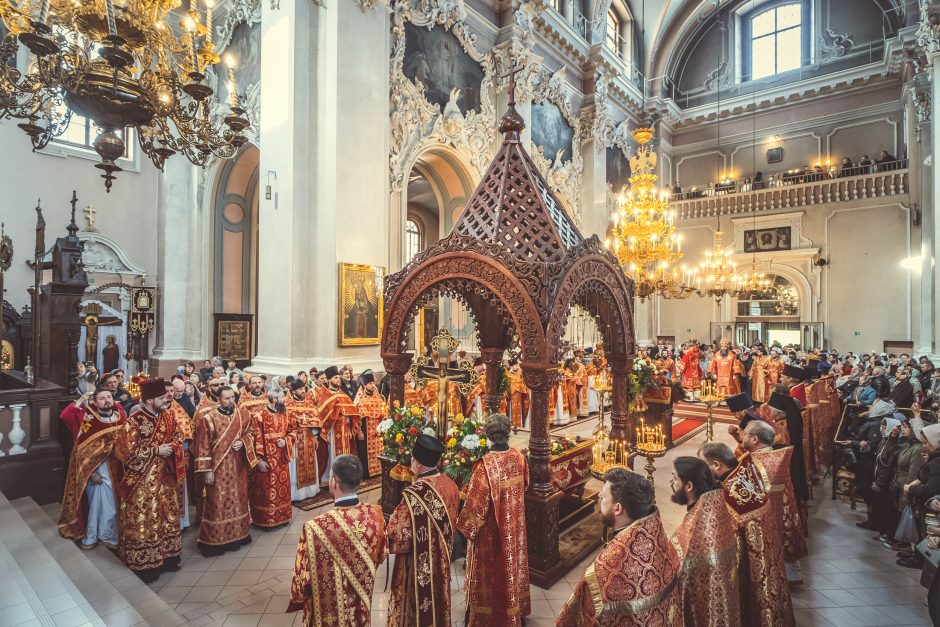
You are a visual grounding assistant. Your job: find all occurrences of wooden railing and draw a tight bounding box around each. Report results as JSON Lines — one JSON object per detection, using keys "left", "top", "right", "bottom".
{"left": 672, "top": 167, "right": 909, "bottom": 221}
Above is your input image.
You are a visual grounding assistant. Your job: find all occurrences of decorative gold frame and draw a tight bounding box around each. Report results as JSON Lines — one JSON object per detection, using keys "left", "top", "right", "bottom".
{"left": 338, "top": 262, "right": 385, "bottom": 346}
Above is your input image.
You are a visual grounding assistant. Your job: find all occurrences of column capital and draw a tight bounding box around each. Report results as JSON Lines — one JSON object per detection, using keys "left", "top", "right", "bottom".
{"left": 381, "top": 353, "right": 413, "bottom": 376}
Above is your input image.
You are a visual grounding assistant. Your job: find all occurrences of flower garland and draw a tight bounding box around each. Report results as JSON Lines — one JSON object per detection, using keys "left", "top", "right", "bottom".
{"left": 376, "top": 402, "right": 435, "bottom": 466}
{"left": 442, "top": 413, "right": 488, "bottom": 485}
{"left": 549, "top": 434, "right": 580, "bottom": 457}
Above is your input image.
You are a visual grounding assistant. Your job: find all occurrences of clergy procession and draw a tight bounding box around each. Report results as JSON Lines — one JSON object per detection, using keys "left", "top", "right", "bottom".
{"left": 53, "top": 339, "right": 832, "bottom": 627}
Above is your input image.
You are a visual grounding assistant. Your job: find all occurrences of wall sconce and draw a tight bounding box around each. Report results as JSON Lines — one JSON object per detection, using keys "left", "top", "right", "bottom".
{"left": 266, "top": 170, "right": 278, "bottom": 209}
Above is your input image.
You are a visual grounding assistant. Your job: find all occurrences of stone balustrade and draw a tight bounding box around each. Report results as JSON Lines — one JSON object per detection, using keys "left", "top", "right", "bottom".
{"left": 672, "top": 167, "right": 909, "bottom": 221}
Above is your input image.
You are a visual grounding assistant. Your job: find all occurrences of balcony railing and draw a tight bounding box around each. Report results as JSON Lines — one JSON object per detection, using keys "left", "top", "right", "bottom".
{"left": 670, "top": 161, "right": 909, "bottom": 221}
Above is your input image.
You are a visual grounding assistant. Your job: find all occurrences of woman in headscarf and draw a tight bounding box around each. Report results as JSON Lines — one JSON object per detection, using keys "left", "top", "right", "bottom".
{"left": 900, "top": 423, "right": 940, "bottom": 569}
{"left": 893, "top": 415, "right": 926, "bottom": 560}
{"left": 871, "top": 416, "right": 903, "bottom": 544}
{"left": 890, "top": 367, "right": 916, "bottom": 409}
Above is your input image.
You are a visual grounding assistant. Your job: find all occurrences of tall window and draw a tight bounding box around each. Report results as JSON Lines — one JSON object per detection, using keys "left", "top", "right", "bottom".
{"left": 606, "top": 10, "right": 620, "bottom": 53}
{"left": 749, "top": 3, "right": 803, "bottom": 80}
{"left": 405, "top": 219, "right": 421, "bottom": 263}
{"left": 53, "top": 106, "right": 133, "bottom": 158}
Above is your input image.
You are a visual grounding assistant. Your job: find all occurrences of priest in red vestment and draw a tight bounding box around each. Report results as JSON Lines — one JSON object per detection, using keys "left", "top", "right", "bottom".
{"left": 115, "top": 379, "right": 186, "bottom": 582}
{"left": 679, "top": 341, "right": 704, "bottom": 391}
{"left": 285, "top": 379, "right": 323, "bottom": 499}
{"left": 353, "top": 370, "right": 388, "bottom": 478}
{"left": 288, "top": 455, "right": 386, "bottom": 626}
{"left": 316, "top": 365, "right": 362, "bottom": 482}
{"left": 58, "top": 387, "right": 124, "bottom": 550}
{"left": 506, "top": 359, "right": 529, "bottom": 429}
{"left": 699, "top": 442, "right": 794, "bottom": 626}
{"left": 781, "top": 364, "right": 807, "bottom": 407}
{"left": 456, "top": 413, "right": 530, "bottom": 626}
{"left": 403, "top": 370, "right": 422, "bottom": 407}
{"left": 238, "top": 374, "right": 269, "bottom": 412}
{"left": 557, "top": 467, "right": 682, "bottom": 626}
{"left": 707, "top": 339, "right": 744, "bottom": 395}
{"left": 742, "top": 419, "right": 809, "bottom": 566}
{"left": 670, "top": 456, "right": 742, "bottom": 627}
{"left": 387, "top": 435, "right": 460, "bottom": 627}
{"left": 194, "top": 387, "right": 256, "bottom": 556}
{"left": 249, "top": 387, "right": 296, "bottom": 528}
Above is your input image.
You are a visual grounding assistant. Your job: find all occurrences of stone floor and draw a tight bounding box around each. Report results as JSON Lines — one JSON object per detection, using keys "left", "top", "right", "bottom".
{"left": 2, "top": 419, "right": 935, "bottom": 626}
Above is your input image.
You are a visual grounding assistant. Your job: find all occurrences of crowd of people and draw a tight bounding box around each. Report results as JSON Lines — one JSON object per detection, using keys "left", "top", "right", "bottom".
{"left": 670, "top": 150, "right": 905, "bottom": 200}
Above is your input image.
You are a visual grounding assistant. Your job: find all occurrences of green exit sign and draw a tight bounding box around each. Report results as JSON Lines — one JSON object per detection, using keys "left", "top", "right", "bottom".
{"left": 852, "top": 331, "right": 861, "bottom": 336}
{"left": 687, "top": 328, "right": 692, "bottom": 333}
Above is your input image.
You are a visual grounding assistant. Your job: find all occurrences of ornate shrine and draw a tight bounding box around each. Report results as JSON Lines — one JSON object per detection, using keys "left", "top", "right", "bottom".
{"left": 380, "top": 77, "right": 636, "bottom": 588}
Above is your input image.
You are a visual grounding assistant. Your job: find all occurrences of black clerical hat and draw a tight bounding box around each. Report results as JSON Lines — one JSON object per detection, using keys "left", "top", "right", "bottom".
{"left": 324, "top": 366, "right": 340, "bottom": 380}
{"left": 725, "top": 393, "right": 752, "bottom": 413}
{"left": 360, "top": 370, "right": 375, "bottom": 385}
{"left": 802, "top": 366, "right": 819, "bottom": 381}
{"left": 769, "top": 391, "right": 789, "bottom": 411}
{"left": 291, "top": 379, "right": 306, "bottom": 391}
{"left": 139, "top": 378, "right": 167, "bottom": 402}
{"left": 782, "top": 364, "right": 804, "bottom": 380}
{"left": 412, "top": 434, "right": 444, "bottom": 467}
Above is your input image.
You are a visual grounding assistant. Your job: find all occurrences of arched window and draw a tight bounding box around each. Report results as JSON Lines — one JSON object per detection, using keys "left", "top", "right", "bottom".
{"left": 405, "top": 219, "right": 422, "bottom": 263}
{"left": 745, "top": 2, "right": 806, "bottom": 81}
{"left": 606, "top": 10, "right": 621, "bottom": 53}
{"left": 736, "top": 275, "right": 799, "bottom": 317}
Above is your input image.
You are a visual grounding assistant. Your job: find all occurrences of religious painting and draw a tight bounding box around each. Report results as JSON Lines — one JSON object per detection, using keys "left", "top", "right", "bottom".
{"left": 1, "top": 339, "right": 12, "bottom": 371}
{"left": 767, "top": 147, "right": 784, "bottom": 164}
{"left": 214, "top": 313, "right": 253, "bottom": 363}
{"left": 224, "top": 21, "right": 261, "bottom": 105}
{"left": 607, "top": 146, "right": 632, "bottom": 194}
{"left": 531, "top": 101, "right": 573, "bottom": 163}
{"left": 338, "top": 263, "right": 384, "bottom": 346}
{"left": 744, "top": 227, "right": 792, "bottom": 253}
{"left": 402, "top": 23, "right": 484, "bottom": 115}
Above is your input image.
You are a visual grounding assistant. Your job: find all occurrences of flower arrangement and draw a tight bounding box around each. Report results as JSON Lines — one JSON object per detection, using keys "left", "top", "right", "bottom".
{"left": 377, "top": 402, "right": 435, "bottom": 466}
{"left": 549, "top": 434, "right": 580, "bottom": 457}
{"left": 442, "top": 413, "right": 488, "bottom": 485}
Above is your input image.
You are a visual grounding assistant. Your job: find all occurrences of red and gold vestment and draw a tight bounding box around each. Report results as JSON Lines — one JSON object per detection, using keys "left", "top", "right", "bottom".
{"left": 387, "top": 473, "right": 460, "bottom": 627}
{"left": 316, "top": 387, "right": 361, "bottom": 459}
{"left": 194, "top": 405, "right": 256, "bottom": 546}
{"left": 506, "top": 369, "right": 529, "bottom": 429}
{"left": 249, "top": 406, "right": 296, "bottom": 528}
{"left": 722, "top": 453, "right": 794, "bottom": 627}
{"left": 707, "top": 352, "right": 744, "bottom": 395}
{"left": 456, "top": 448, "right": 530, "bottom": 626}
{"left": 285, "top": 391, "right": 323, "bottom": 489}
{"left": 115, "top": 406, "right": 185, "bottom": 571}
{"left": 752, "top": 446, "right": 808, "bottom": 562}
{"left": 679, "top": 346, "right": 703, "bottom": 390}
{"left": 58, "top": 407, "right": 124, "bottom": 540}
{"left": 354, "top": 388, "right": 389, "bottom": 477}
{"left": 288, "top": 502, "right": 387, "bottom": 626}
{"left": 557, "top": 511, "right": 683, "bottom": 627}
{"left": 673, "top": 489, "right": 742, "bottom": 627}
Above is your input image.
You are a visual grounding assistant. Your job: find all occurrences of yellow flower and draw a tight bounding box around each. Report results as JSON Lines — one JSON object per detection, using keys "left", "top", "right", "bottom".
{"left": 479, "top": 437, "right": 486, "bottom": 447}
{"left": 411, "top": 405, "right": 422, "bottom": 417}
{"left": 395, "top": 433, "right": 404, "bottom": 443}
{"left": 448, "top": 438, "right": 458, "bottom": 448}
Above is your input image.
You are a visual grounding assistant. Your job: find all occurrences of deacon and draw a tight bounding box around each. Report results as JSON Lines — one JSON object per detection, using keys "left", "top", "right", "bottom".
{"left": 239, "top": 374, "right": 269, "bottom": 411}
{"left": 699, "top": 442, "right": 793, "bottom": 627}
{"left": 315, "top": 366, "right": 361, "bottom": 486}
{"left": 403, "top": 370, "right": 422, "bottom": 407}
{"left": 557, "top": 468, "right": 682, "bottom": 626}
{"left": 288, "top": 455, "right": 386, "bottom": 625}
{"left": 456, "top": 413, "right": 530, "bottom": 626}
{"left": 741, "top": 419, "right": 808, "bottom": 577}
{"left": 707, "top": 338, "right": 744, "bottom": 395}
{"left": 58, "top": 387, "right": 124, "bottom": 550}
{"left": 249, "top": 387, "right": 296, "bottom": 528}
{"left": 194, "top": 386, "right": 256, "bottom": 556}
{"left": 115, "top": 379, "right": 186, "bottom": 582}
{"left": 387, "top": 435, "right": 460, "bottom": 627}
{"left": 353, "top": 369, "right": 388, "bottom": 478}
{"left": 782, "top": 363, "right": 807, "bottom": 407}
{"left": 285, "top": 379, "right": 322, "bottom": 500}
{"left": 670, "top": 456, "right": 741, "bottom": 627}
{"left": 679, "top": 340, "right": 704, "bottom": 392}
{"left": 506, "top": 358, "right": 529, "bottom": 429}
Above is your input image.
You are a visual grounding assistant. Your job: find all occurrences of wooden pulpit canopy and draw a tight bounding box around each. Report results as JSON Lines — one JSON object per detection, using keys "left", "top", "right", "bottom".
{"left": 380, "top": 78, "right": 637, "bottom": 588}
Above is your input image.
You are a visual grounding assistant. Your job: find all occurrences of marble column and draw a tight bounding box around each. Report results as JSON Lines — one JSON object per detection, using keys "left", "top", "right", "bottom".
{"left": 932, "top": 53, "right": 940, "bottom": 358}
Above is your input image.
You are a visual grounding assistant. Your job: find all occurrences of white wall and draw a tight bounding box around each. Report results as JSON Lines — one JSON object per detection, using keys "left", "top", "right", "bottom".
{"left": 0, "top": 122, "right": 160, "bottom": 311}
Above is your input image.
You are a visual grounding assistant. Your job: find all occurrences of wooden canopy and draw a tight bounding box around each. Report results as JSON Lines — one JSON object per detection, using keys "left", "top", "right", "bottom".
{"left": 381, "top": 89, "right": 636, "bottom": 587}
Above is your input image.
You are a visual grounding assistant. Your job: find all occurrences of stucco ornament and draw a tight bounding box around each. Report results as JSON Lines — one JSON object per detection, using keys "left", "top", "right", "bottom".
{"left": 388, "top": 0, "right": 497, "bottom": 193}
{"left": 917, "top": 1, "right": 940, "bottom": 56}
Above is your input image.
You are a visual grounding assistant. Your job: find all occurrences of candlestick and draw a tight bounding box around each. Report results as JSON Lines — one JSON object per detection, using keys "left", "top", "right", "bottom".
{"left": 190, "top": 31, "right": 199, "bottom": 74}
{"left": 205, "top": 0, "right": 214, "bottom": 45}
{"left": 38, "top": 0, "right": 49, "bottom": 24}
{"left": 226, "top": 57, "right": 238, "bottom": 108}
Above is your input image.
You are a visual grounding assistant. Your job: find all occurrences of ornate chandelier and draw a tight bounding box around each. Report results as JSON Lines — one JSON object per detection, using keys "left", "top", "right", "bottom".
{"left": 607, "top": 127, "right": 695, "bottom": 301}
{"left": 0, "top": 0, "right": 250, "bottom": 191}
{"left": 736, "top": 258, "right": 772, "bottom": 298}
{"left": 696, "top": 227, "right": 740, "bottom": 301}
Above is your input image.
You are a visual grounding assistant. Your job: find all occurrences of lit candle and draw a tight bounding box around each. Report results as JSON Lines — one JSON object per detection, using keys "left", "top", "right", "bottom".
{"left": 190, "top": 0, "right": 196, "bottom": 11}
{"left": 225, "top": 55, "right": 238, "bottom": 108}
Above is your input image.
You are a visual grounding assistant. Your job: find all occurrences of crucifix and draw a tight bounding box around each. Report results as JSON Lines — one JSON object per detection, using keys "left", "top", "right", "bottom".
{"left": 500, "top": 62, "right": 524, "bottom": 106}
{"left": 410, "top": 328, "right": 479, "bottom": 440}
{"left": 83, "top": 206, "right": 98, "bottom": 232}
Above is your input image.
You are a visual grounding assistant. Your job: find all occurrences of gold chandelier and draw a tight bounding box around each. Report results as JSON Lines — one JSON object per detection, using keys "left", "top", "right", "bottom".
{"left": 696, "top": 227, "right": 740, "bottom": 301}
{"left": 736, "top": 258, "right": 773, "bottom": 297}
{"left": 607, "top": 127, "right": 695, "bottom": 301}
{"left": 0, "top": 0, "right": 250, "bottom": 191}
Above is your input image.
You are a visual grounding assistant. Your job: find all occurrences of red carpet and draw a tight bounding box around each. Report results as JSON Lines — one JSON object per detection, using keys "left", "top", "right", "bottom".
{"left": 671, "top": 418, "right": 705, "bottom": 444}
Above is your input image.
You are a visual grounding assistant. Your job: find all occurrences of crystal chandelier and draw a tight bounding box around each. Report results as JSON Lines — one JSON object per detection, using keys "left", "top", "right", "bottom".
{"left": 736, "top": 259, "right": 772, "bottom": 297}
{"left": 607, "top": 127, "right": 695, "bottom": 301}
{"left": 696, "top": 226, "right": 740, "bottom": 301}
{"left": 0, "top": 0, "right": 250, "bottom": 191}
